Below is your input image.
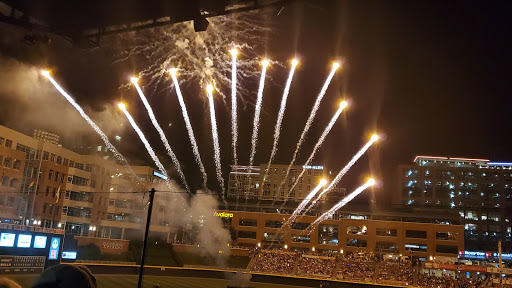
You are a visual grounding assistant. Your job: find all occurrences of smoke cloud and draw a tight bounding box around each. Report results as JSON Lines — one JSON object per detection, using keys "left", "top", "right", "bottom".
{"left": 0, "top": 57, "right": 127, "bottom": 143}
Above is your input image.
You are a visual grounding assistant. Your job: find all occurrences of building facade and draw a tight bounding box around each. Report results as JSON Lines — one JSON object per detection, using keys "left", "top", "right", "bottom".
{"left": 396, "top": 155, "right": 512, "bottom": 251}
{"left": 217, "top": 210, "right": 464, "bottom": 258}
{"left": 0, "top": 125, "right": 174, "bottom": 241}
{"left": 228, "top": 164, "right": 345, "bottom": 202}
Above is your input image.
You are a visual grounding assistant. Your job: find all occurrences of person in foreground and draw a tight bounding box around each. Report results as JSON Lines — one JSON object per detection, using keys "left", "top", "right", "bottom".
{"left": 0, "top": 278, "right": 22, "bottom": 288}
{"left": 32, "top": 264, "right": 97, "bottom": 288}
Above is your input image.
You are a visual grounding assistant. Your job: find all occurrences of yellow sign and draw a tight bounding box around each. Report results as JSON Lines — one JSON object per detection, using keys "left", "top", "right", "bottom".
{"left": 214, "top": 211, "right": 233, "bottom": 218}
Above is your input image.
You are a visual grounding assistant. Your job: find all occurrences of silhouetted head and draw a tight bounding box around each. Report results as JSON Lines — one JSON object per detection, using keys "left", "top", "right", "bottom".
{"left": 32, "top": 264, "right": 96, "bottom": 288}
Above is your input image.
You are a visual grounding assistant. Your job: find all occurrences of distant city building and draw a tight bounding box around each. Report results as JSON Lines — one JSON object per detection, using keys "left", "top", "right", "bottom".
{"left": 228, "top": 164, "right": 345, "bottom": 202}
{"left": 396, "top": 155, "right": 512, "bottom": 251}
{"left": 33, "top": 129, "right": 60, "bottom": 145}
{"left": 0, "top": 125, "right": 176, "bottom": 241}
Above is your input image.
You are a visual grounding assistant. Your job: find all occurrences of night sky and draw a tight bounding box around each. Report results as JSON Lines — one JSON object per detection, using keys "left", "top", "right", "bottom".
{"left": 0, "top": 0, "right": 511, "bottom": 205}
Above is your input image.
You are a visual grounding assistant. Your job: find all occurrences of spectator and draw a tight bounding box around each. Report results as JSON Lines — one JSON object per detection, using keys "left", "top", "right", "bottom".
{"left": 0, "top": 278, "right": 21, "bottom": 288}
{"left": 32, "top": 264, "right": 97, "bottom": 288}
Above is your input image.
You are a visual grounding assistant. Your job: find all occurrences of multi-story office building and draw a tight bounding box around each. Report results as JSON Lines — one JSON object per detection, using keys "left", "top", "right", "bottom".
{"left": 217, "top": 210, "right": 464, "bottom": 258}
{"left": 0, "top": 125, "right": 175, "bottom": 241}
{"left": 228, "top": 164, "right": 344, "bottom": 202}
{"left": 396, "top": 155, "right": 512, "bottom": 251}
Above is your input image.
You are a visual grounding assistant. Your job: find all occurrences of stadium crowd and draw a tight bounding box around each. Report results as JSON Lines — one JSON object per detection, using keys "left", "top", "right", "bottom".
{"left": 247, "top": 250, "right": 296, "bottom": 274}
{"left": 376, "top": 258, "right": 414, "bottom": 285}
{"left": 336, "top": 252, "right": 376, "bottom": 282}
{"left": 295, "top": 254, "right": 336, "bottom": 277}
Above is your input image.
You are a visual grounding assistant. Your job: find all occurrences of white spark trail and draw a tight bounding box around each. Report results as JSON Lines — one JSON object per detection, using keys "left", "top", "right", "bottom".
{"left": 248, "top": 60, "right": 269, "bottom": 167}
{"left": 207, "top": 85, "right": 226, "bottom": 197}
{"left": 305, "top": 135, "right": 379, "bottom": 212}
{"left": 278, "top": 63, "right": 340, "bottom": 196}
{"left": 169, "top": 70, "right": 208, "bottom": 188}
{"left": 282, "top": 180, "right": 326, "bottom": 228}
{"left": 282, "top": 101, "right": 348, "bottom": 206}
{"left": 41, "top": 71, "right": 144, "bottom": 188}
{"left": 131, "top": 79, "right": 190, "bottom": 194}
{"left": 262, "top": 60, "right": 298, "bottom": 182}
{"left": 118, "top": 104, "right": 174, "bottom": 191}
{"left": 230, "top": 50, "right": 238, "bottom": 166}
{"left": 305, "top": 179, "right": 375, "bottom": 235}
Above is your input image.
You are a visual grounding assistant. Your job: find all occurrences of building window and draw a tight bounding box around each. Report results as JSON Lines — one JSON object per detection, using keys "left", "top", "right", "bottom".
{"left": 56, "top": 156, "right": 62, "bottom": 164}
{"left": 265, "top": 220, "right": 283, "bottom": 228}
{"left": 239, "top": 219, "right": 257, "bottom": 227}
{"left": 9, "top": 178, "right": 17, "bottom": 188}
{"left": 54, "top": 171, "right": 59, "bottom": 182}
{"left": 376, "top": 241, "right": 398, "bottom": 253}
{"left": 291, "top": 235, "right": 310, "bottom": 243}
{"left": 43, "top": 203, "right": 47, "bottom": 213}
{"left": 3, "top": 157, "right": 12, "bottom": 168}
{"left": 291, "top": 222, "right": 309, "bottom": 230}
{"left": 347, "top": 226, "right": 367, "bottom": 235}
{"left": 405, "top": 230, "right": 427, "bottom": 239}
{"left": 376, "top": 228, "right": 397, "bottom": 237}
{"left": 6, "top": 197, "right": 14, "bottom": 207}
{"left": 50, "top": 153, "right": 55, "bottom": 162}
{"left": 436, "top": 232, "right": 456, "bottom": 240}
{"left": 436, "top": 245, "right": 458, "bottom": 254}
{"left": 263, "top": 232, "right": 283, "bottom": 243}
{"left": 43, "top": 151, "right": 49, "bottom": 160}
{"left": 5, "top": 139, "right": 12, "bottom": 148}
{"left": 318, "top": 224, "right": 338, "bottom": 245}
{"left": 347, "top": 239, "right": 367, "bottom": 247}
{"left": 46, "top": 187, "right": 50, "bottom": 196}
{"left": 1, "top": 176, "right": 8, "bottom": 186}
{"left": 405, "top": 243, "right": 427, "bottom": 252}
{"left": 237, "top": 231, "right": 257, "bottom": 239}
{"left": 63, "top": 158, "right": 68, "bottom": 166}
{"left": 48, "top": 170, "right": 53, "bottom": 180}
{"left": 12, "top": 159, "right": 21, "bottom": 170}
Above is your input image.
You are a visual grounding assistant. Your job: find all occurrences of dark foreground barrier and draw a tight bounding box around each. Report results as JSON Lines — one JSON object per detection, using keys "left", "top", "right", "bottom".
{"left": 81, "top": 263, "right": 407, "bottom": 288}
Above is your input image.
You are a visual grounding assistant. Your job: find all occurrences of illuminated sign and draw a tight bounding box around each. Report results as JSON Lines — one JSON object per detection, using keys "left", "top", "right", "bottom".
{"left": 48, "top": 237, "right": 60, "bottom": 260}
{"left": 153, "top": 171, "right": 168, "bottom": 180}
{"left": 460, "top": 250, "right": 488, "bottom": 259}
{"left": 302, "top": 165, "right": 323, "bottom": 170}
{"left": 0, "top": 233, "right": 15, "bottom": 247}
{"left": 214, "top": 212, "right": 233, "bottom": 218}
{"left": 17, "top": 234, "right": 32, "bottom": 248}
{"left": 34, "top": 236, "right": 47, "bottom": 249}
{"left": 62, "top": 251, "right": 77, "bottom": 260}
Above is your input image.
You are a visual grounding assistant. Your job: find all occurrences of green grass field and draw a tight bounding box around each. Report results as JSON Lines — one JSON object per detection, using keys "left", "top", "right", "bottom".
{"left": 6, "top": 275, "right": 305, "bottom": 288}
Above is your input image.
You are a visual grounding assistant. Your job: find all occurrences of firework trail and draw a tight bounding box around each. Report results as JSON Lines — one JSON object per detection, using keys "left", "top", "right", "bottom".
{"left": 305, "top": 134, "right": 379, "bottom": 213}
{"left": 206, "top": 85, "right": 225, "bottom": 198}
{"left": 169, "top": 69, "right": 208, "bottom": 188}
{"left": 249, "top": 59, "right": 270, "bottom": 167}
{"left": 229, "top": 49, "right": 239, "bottom": 166}
{"left": 282, "top": 179, "right": 327, "bottom": 228}
{"left": 282, "top": 101, "right": 348, "bottom": 206}
{"left": 304, "top": 179, "right": 375, "bottom": 235}
{"left": 112, "top": 12, "right": 272, "bottom": 105}
{"left": 277, "top": 62, "right": 340, "bottom": 196}
{"left": 131, "top": 77, "right": 190, "bottom": 194}
{"left": 41, "top": 71, "right": 143, "bottom": 187}
{"left": 262, "top": 59, "right": 299, "bottom": 182}
{"left": 118, "top": 103, "right": 174, "bottom": 191}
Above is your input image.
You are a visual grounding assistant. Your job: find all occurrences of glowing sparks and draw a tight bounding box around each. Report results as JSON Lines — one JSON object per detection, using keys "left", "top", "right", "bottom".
{"left": 131, "top": 78, "right": 190, "bottom": 194}
{"left": 169, "top": 70, "right": 208, "bottom": 188}
{"left": 282, "top": 179, "right": 328, "bottom": 228}
{"left": 230, "top": 49, "right": 239, "bottom": 167}
{"left": 283, "top": 100, "right": 348, "bottom": 205}
{"left": 307, "top": 134, "right": 380, "bottom": 211}
{"left": 248, "top": 59, "right": 269, "bottom": 167}
{"left": 305, "top": 178, "right": 376, "bottom": 234}
{"left": 207, "top": 85, "right": 225, "bottom": 197}
{"left": 118, "top": 103, "right": 174, "bottom": 190}
{"left": 277, "top": 63, "right": 341, "bottom": 197}
{"left": 130, "top": 77, "right": 138, "bottom": 84}
{"left": 42, "top": 72, "right": 127, "bottom": 165}
{"left": 262, "top": 59, "right": 298, "bottom": 182}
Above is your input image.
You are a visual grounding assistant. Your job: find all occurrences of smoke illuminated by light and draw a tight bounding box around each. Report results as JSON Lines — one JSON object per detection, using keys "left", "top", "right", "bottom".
{"left": 230, "top": 49, "right": 239, "bottom": 167}
{"left": 131, "top": 78, "right": 190, "bottom": 193}
{"left": 118, "top": 103, "right": 174, "bottom": 191}
{"left": 307, "top": 134, "right": 379, "bottom": 211}
{"left": 277, "top": 63, "right": 342, "bottom": 196}
{"left": 306, "top": 178, "right": 376, "bottom": 234}
{"left": 283, "top": 100, "right": 348, "bottom": 204}
{"left": 262, "top": 59, "right": 299, "bottom": 182}
{"left": 169, "top": 70, "right": 208, "bottom": 188}
{"left": 206, "top": 85, "right": 225, "bottom": 197}
{"left": 248, "top": 60, "right": 269, "bottom": 167}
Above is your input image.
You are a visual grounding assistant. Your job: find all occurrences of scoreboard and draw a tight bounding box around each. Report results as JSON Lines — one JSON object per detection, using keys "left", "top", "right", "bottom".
{"left": 0, "top": 255, "right": 45, "bottom": 274}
